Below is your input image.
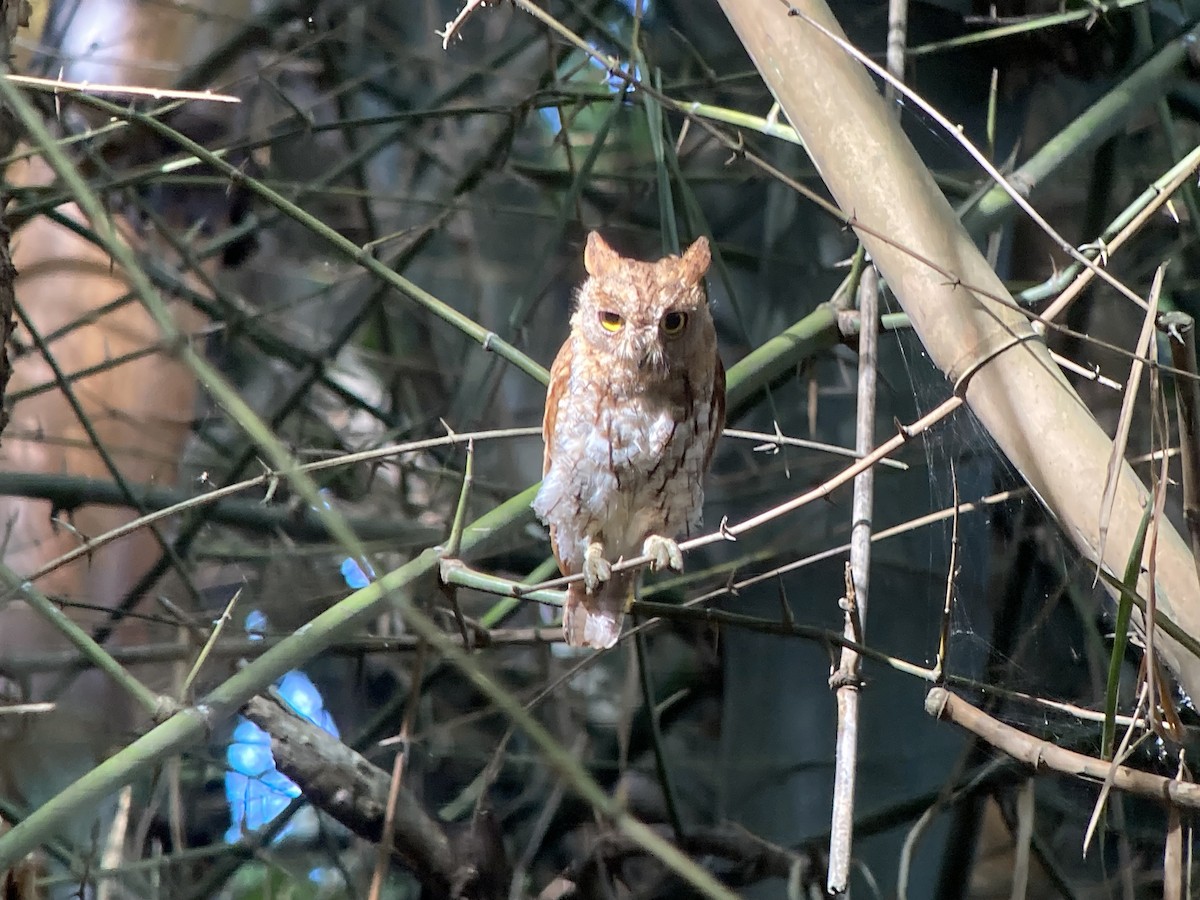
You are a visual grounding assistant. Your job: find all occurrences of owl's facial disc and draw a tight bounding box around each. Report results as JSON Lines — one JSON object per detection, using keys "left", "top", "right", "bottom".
{"left": 633, "top": 310, "right": 689, "bottom": 373}
{"left": 630, "top": 326, "right": 666, "bottom": 374}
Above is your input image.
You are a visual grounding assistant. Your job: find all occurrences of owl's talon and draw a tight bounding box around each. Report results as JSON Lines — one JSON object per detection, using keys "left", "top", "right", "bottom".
{"left": 582, "top": 541, "right": 612, "bottom": 592}
{"left": 643, "top": 534, "right": 684, "bottom": 572}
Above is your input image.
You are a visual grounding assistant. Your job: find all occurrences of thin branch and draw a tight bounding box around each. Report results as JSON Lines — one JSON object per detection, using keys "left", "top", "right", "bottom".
{"left": 179, "top": 588, "right": 242, "bottom": 700}
{"left": 2, "top": 628, "right": 564, "bottom": 676}
{"left": 828, "top": 260, "right": 882, "bottom": 894}
{"left": 1023, "top": 144, "right": 1200, "bottom": 313}
{"left": 926, "top": 688, "right": 1200, "bottom": 809}
{"left": 932, "top": 468, "right": 960, "bottom": 682}
{"left": 908, "top": 0, "right": 1149, "bottom": 57}
{"left": 436, "top": 0, "right": 492, "bottom": 50}
{"left": 3, "top": 74, "right": 239, "bottom": 104}
{"left": 723, "top": 427, "right": 906, "bottom": 469}
{"left": 368, "top": 644, "right": 429, "bottom": 900}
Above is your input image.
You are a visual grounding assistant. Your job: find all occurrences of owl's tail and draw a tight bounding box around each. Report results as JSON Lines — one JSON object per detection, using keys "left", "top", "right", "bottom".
{"left": 563, "top": 570, "right": 636, "bottom": 649}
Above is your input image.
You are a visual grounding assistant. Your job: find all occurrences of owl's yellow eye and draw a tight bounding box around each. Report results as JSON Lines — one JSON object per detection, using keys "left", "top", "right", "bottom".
{"left": 661, "top": 311, "right": 688, "bottom": 335}
{"left": 599, "top": 311, "right": 624, "bottom": 332}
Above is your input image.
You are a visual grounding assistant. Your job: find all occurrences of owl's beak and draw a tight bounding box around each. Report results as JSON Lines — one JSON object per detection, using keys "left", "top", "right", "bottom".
{"left": 635, "top": 332, "right": 665, "bottom": 373}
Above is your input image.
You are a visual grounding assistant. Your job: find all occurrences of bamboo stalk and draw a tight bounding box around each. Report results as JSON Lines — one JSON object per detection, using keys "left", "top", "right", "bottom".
{"left": 715, "top": 0, "right": 1200, "bottom": 701}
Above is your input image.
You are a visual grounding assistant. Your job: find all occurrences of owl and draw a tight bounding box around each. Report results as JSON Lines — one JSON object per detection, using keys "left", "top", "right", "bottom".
{"left": 532, "top": 232, "right": 725, "bottom": 649}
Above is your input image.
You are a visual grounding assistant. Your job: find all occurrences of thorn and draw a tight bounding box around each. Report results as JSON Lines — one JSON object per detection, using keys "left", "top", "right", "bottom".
{"left": 718, "top": 516, "right": 737, "bottom": 541}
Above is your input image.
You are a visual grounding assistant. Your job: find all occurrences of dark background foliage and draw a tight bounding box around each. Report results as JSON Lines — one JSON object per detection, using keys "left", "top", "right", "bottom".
{"left": 1, "top": 0, "right": 1199, "bottom": 897}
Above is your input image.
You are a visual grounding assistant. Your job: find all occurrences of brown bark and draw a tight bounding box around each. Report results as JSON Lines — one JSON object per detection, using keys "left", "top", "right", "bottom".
{"left": 243, "top": 694, "right": 511, "bottom": 899}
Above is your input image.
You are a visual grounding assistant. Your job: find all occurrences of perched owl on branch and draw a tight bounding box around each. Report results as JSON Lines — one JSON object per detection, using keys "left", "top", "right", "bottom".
{"left": 533, "top": 232, "right": 725, "bottom": 649}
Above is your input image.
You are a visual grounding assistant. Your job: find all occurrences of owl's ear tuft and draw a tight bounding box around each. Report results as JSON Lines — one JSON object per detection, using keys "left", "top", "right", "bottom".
{"left": 584, "top": 231, "right": 620, "bottom": 277}
{"left": 680, "top": 236, "right": 711, "bottom": 282}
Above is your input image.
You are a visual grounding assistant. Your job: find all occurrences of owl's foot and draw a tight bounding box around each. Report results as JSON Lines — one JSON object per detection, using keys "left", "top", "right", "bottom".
{"left": 643, "top": 534, "right": 684, "bottom": 573}
{"left": 582, "top": 541, "right": 612, "bottom": 593}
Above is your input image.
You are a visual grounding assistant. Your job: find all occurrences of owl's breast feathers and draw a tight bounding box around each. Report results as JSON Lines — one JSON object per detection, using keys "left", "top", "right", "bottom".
{"left": 533, "top": 334, "right": 723, "bottom": 569}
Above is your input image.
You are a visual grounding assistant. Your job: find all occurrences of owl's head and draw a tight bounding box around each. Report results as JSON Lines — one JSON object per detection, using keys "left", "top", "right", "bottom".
{"left": 571, "top": 231, "right": 714, "bottom": 378}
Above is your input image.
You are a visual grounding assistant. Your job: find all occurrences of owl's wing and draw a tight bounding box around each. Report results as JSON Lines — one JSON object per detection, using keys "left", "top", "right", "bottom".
{"left": 704, "top": 351, "right": 727, "bottom": 471}
{"left": 541, "top": 337, "right": 574, "bottom": 476}
{"left": 540, "top": 339, "right": 575, "bottom": 577}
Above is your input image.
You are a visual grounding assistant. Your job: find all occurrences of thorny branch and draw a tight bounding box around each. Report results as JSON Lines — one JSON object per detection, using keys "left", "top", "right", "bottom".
{"left": 926, "top": 688, "right": 1200, "bottom": 809}
{"left": 243, "top": 694, "right": 511, "bottom": 900}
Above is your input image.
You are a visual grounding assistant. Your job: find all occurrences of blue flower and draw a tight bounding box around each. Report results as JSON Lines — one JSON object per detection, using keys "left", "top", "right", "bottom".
{"left": 340, "top": 557, "right": 371, "bottom": 589}
{"left": 224, "top": 668, "right": 339, "bottom": 843}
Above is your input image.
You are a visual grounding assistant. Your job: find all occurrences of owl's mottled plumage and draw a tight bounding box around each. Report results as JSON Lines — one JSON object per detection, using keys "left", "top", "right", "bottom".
{"left": 532, "top": 232, "right": 725, "bottom": 649}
